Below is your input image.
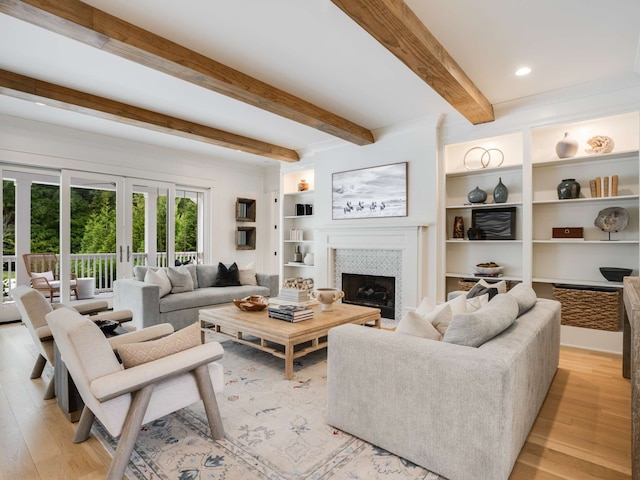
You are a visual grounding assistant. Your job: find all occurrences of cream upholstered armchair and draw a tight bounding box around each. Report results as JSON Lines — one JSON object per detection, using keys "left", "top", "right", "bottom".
{"left": 22, "top": 253, "right": 79, "bottom": 302}
{"left": 12, "top": 285, "right": 117, "bottom": 400}
{"left": 46, "top": 307, "right": 225, "bottom": 480}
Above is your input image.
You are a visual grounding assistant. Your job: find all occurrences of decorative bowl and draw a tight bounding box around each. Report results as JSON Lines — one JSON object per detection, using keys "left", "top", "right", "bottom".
{"left": 233, "top": 295, "right": 269, "bottom": 311}
{"left": 94, "top": 319, "right": 119, "bottom": 334}
{"left": 599, "top": 267, "right": 632, "bottom": 282}
{"left": 474, "top": 263, "right": 503, "bottom": 276}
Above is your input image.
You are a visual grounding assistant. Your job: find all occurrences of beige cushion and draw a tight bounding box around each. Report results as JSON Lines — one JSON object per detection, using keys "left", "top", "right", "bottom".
{"left": 239, "top": 262, "right": 258, "bottom": 286}
{"left": 144, "top": 268, "right": 172, "bottom": 298}
{"left": 166, "top": 265, "right": 195, "bottom": 293}
{"left": 396, "top": 303, "right": 451, "bottom": 340}
{"left": 117, "top": 322, "right": 201, "bottom": 368}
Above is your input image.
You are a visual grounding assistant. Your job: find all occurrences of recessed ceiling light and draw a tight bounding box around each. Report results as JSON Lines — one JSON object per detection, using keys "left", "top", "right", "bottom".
{"left": 515, "top": 67, "right": 532, "bottom": 76}
{"left": 35, "top": 102, "right": 46, "bottom": 106}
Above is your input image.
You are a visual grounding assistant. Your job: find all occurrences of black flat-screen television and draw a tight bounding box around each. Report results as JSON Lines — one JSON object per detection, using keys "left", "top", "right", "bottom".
{"left": 471, "top": 206, "right": 516, "bottom": 240}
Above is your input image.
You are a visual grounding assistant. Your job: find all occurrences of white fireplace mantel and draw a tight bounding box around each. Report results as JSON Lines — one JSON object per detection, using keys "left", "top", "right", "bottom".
{"left": 314, "top": 224, "right": 429, "bottom": 313}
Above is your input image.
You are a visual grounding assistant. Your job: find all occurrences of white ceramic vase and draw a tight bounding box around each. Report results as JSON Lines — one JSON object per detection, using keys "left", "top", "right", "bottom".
{"left": 555, "top": 132, "right": 579, "bottom": 158}
{"left": 303, "top": 253, "right": 314, "bottom": 265}
{"left": 311, "top": 288, "right": 345, "bottom": 311}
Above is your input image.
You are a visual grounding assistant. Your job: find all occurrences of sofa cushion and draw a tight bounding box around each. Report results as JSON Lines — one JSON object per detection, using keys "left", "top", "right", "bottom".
{"left": 144, "top": 268, "right": 171, "bottom": 298}
{"left": 213, "top": 262, "right": 241, "bottom": 287}
{"left": 239, "top": 262, "right": 258, "bottom": 286}
{"left": 507, "top": 283, "right": 537, "bottom": 316}
{"left": 396, "top": 303, "right": 451, "bottom": 340}
{"left": 196, "top": 264, "right": 219, "bottom": 288}
{"left": 159, "top": 285, "right": 271, "bottom": 313}
{"left": 182, "top": 264, "right": 198, "bottom": 289}
{"left": 467, "top": 283, "right": 499, "bottom": 300}
{"left": 478, "top": 278, "right": 507, "bottom": 294}
{"left": 133, "top": 265, "right": 155, "bottom": 282}
{"left": 443, "top": 293, "right": 519, "bottom": 347}
{"left": 117, "top": 322, "right": 200, "bottom": 368}
{"left": 166, "top": 266, "right": 195, "bottom": 293}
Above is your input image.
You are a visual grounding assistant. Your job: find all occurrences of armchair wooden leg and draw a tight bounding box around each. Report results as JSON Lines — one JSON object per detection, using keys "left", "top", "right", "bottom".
{"left": 44, "top": 377, "right": 55, "bottom": 400}
{"left": 73, "top": 407, "right": 96, "bottom": 443}
{"left": 30, "top": 354, "right": 47, "bottom": 379}
{"left": 106, "top": 384, "right": 154, "bottom": 480}
{"left": 194, "top": 365, "right": 225, "bottom": 439}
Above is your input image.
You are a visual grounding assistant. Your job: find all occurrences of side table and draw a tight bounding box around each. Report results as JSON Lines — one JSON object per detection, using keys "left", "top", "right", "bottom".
{"left": 75, "top": 277, "right": 95, "bottom": 299}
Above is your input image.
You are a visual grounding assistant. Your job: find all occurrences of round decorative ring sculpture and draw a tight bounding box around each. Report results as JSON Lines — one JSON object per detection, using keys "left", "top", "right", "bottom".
{"left": 463, "top": 147, "right": 504, "bottom": 171}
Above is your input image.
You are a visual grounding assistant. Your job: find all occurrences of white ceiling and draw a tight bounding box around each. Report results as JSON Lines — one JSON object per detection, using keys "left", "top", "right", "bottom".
{"left": 1, "top": 0, "right": 639, "bottom": 166}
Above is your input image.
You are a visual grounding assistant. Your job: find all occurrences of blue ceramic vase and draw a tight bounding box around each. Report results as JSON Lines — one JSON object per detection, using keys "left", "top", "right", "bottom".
{"left": 493, "top": 177, "right": 508, "bottom": 203}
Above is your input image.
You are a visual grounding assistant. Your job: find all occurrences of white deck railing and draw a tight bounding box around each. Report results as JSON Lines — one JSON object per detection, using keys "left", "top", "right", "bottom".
{"left": 3, "top": 251, "right": 200, "bottom": 299}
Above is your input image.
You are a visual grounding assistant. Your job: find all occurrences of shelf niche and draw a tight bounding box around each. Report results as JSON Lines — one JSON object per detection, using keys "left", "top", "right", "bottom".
{"left": 236, "top": 198, "right": 256, "bottom": 222}
{"left": 236, "top": 226, "right": 256, "bottom": 250}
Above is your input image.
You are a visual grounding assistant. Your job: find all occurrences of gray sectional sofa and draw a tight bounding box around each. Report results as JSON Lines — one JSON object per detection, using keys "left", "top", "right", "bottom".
{"left": 113, "top": 264, "right": 278, "bottom": 331}
{"left": 327, "top": 289, "right": 561, "bottom": 480}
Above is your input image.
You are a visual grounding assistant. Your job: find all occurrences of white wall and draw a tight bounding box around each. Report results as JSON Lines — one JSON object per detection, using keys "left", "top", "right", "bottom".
{"left": 301, "top": 115, "right": 442, "bottom": 304}
{"left": 0, "top": 114, "right": 279, "bottom": 274}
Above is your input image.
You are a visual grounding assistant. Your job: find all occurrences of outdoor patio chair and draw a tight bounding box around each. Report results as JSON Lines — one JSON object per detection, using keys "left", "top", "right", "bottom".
{"left": 22, "top": 252, "right": 79, "bottom": 302}
{"left": 46, "top": 307, "right": 225, "bottom": 480}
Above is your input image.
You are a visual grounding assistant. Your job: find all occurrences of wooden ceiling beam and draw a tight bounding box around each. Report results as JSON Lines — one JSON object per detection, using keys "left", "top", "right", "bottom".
{"left": 331, "top": 0, "right": 494, "bottom": 125}
{"left": 0, "top": 69, "right": 300, "bottom": 162}
{"left": 0, "top": 0, "right": 374, "bottom": 146}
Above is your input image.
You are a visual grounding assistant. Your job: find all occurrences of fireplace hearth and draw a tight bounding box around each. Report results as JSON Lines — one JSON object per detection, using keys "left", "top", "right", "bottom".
{"left": 342, "top": 273, "right": 395, "bottom": 319}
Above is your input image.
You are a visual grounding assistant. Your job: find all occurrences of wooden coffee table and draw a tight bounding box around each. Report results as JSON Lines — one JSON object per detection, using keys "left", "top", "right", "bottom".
{"left": 199, "top": 302, "right": 381, "bottom": 379}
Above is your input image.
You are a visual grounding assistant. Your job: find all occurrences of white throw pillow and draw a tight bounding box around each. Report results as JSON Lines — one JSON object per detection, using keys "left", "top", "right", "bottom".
{"left": 478, "top": 278, "right": 507, "bottom": 294}
{"left": 166, "top": 265, "right": 194, "bottom": 293}
{"left": 467, "top": 293, "right": 489, "bottom": 312}
{"left": 36, "top": 270, "right": 55, "bottom": 281}
{"left": 239, "top": 262, "right": 258, "bottom": 286}
{"left": 415, "top": 296, "right": 437, "bottom": 316}
{"left": 144, "top": 268, "right": 172, "bottom": 298}
{"left": 447, "top": 293, "right": 468, "bottom": 316}
{"left": 396, "top": 303, "right": 451, "bottom": 340}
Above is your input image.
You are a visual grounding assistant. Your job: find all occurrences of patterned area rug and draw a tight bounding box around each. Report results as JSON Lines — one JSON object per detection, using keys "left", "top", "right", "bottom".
{"left": 94, "top": 336, "right": 443, "bottom": 480}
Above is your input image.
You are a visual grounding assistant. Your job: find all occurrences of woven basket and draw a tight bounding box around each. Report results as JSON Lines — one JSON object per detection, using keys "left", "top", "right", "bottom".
{"left": 552, "top": 286, "right": 621, "bottom": 331}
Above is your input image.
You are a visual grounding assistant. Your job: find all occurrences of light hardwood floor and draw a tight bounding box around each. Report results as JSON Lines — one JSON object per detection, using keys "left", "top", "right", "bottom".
{"left": 0, "top": 321, "right": 631, "bottom": 479}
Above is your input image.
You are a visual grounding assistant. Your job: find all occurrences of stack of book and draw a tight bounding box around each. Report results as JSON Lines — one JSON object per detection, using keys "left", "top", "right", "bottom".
{"left": 278, "top": 288, "right": 311, "bottom": 303}
{"left": 267, "top": 304, "right": 314, "bottom": 322}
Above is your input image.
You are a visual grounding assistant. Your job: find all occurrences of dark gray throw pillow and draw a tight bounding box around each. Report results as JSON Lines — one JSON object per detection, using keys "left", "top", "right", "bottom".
{"left": 213, "top": 262, "right": 242, "bottom": 287}
{"left": 466, "top": 283, "right": 498, "bottom": 300}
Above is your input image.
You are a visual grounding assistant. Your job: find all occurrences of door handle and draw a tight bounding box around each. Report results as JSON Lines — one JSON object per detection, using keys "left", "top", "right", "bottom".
{"left": 119, "top": 245, "right": 123, "bottom": 262}
{"left": 127, "top": 246, "right": 131, "bottom": 262}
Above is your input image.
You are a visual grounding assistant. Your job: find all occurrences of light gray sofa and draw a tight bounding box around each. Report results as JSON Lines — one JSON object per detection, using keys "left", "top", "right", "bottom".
{"left": 113, "top": 265, "right": 278, "bottom": 331}
{"left": 327, "top": 296, "right": 561, "bottom": 480}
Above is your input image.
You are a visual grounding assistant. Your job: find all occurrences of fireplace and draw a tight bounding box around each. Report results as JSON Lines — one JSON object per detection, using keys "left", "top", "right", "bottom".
{"left": 342, "top": 273, "right": 396, "bottom": 319}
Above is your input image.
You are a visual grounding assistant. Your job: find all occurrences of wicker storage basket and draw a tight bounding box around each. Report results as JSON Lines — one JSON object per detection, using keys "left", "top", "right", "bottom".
{"left": 552, "top": 286, "right": 621, "bottom": 331}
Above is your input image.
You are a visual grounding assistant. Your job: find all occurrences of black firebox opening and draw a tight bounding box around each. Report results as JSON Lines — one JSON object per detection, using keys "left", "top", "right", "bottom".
{"left": 342, "top": 273, "right": 395, "bottom": 319}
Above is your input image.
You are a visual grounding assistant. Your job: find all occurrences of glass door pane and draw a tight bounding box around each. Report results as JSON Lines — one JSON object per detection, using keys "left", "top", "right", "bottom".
{"left": 174, "top": 188, "right": 204, "bottom": 265}
{"left": 63, "top": 171, "right": 124, "bottom": 299}
{"left": 125, "top": 179, "right": 174, "bottom": 270}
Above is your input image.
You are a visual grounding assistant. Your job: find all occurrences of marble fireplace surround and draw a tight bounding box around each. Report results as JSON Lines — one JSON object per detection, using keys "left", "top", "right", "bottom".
{"left": 315, "top": 225, "right": 429, "bottom": 320}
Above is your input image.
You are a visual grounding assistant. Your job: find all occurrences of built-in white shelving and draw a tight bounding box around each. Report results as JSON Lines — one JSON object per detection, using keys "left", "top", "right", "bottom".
{"left": 442, "top": 111, "right": 640, "bottom": 308}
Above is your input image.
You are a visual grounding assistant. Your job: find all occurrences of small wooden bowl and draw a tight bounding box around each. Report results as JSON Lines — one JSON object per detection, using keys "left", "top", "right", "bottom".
{"left": 233, "top": 295, "right": 269, "bottom": 311}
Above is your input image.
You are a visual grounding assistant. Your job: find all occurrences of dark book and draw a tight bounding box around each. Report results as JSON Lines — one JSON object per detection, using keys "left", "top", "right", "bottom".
{"left": 267, "top": 304, "right": 313, "bottom": 318}
{"left": 268, "top": 311, "right": 313, "bottom": 322}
